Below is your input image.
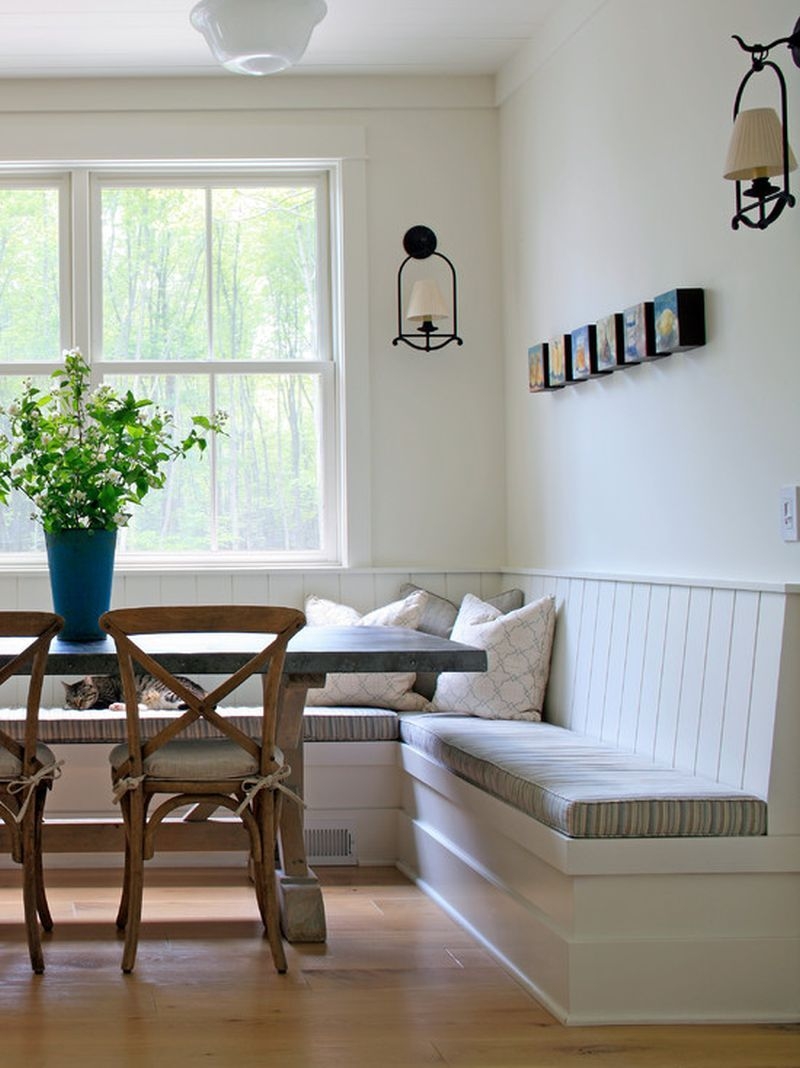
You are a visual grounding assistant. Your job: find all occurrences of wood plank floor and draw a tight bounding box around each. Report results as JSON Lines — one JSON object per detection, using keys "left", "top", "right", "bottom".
{"left": 0, "top": 865, "right": 796, "bottom": 1068}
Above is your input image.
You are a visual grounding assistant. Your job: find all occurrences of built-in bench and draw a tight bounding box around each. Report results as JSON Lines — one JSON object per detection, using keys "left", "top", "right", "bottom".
{"left": 395, "top": 572, "right": 800, "bottom": 1026}
{"left": 0, "top": 570, "right": 796, "bottom": 1025}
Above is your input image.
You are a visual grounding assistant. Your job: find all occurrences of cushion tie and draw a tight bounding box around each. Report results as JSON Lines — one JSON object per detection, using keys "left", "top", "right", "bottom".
{"left": 112, "top": 774, "right": 146, "bottom": 804}
{"left": 6, "top": 760, "right": 64, "bottom": 823}
{"left": 235, "top": 755, "right": 305, "bottom": 816}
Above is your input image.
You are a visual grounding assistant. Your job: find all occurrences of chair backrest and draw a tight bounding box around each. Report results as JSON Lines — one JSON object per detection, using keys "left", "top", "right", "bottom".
{"left": 99, "top": 605, "right": 306, "bottom": 778}
{"left": 0, "top": 612, "right": 63, "bottom": 771}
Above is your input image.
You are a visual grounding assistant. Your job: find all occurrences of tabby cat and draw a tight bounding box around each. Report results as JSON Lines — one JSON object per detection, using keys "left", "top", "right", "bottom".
{"left": 62, "top": 673, "right": 206, "bottom": 711}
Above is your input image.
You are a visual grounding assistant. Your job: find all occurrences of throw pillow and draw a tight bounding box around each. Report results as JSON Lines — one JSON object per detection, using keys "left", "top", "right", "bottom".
{"left": 428, "top": 593, "right": 556, "bottom": 721}
{"left": 304, "top": 589, "right": 429, "bottom": 710}
{"left": 399, "top": 583, "right": 525, "bottom": 699}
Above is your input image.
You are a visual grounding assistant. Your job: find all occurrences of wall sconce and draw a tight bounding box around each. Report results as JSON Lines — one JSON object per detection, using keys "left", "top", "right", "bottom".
{"left": 392, "top": 226, "right": 463, "bottom": 352}
{"left": 723, "top": 17, "right": 800, "bottom": 230}
{"left": 190, "top": 0, "right": 327, "bottom": 76}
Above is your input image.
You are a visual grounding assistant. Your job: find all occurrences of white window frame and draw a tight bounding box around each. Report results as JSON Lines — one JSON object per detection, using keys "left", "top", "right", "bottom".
{"left": 0, "top": 162, "right": 344, "bottom": 567}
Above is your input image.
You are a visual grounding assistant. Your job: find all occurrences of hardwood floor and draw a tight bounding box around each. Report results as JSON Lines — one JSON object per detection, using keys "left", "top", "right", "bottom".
{"left": 0, "top": 865, "right": 796, "bottom": 1067}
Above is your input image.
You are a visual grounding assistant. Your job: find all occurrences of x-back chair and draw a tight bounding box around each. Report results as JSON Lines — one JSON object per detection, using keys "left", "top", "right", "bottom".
{"left": 0, "top": 611, "right": 63, "bottom": 973}
{"left": 100, "top": 605, "right": 306, "bottom": 975}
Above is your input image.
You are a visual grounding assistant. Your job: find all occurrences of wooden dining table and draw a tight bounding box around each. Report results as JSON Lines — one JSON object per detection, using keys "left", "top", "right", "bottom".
{"left": 0, "top": 623, "right": 487, "bottom": 942}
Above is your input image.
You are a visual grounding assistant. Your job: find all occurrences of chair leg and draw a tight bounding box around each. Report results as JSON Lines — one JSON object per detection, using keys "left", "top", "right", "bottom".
{"left": 120, "top": 791, "right": 145, "bottom": 974}
{"left": 258, "top": 792, "right": 286, "bottom": 974}
{"left": 33, "top": 785, "right": 53, "bottom": 932}
{"left": 21, "top": 810, "right": 44, "bottom": 974}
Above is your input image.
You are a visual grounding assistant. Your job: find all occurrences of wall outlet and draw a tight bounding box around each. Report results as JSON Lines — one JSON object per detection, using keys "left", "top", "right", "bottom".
{"left": 779, "top": 485, "right": 799, "bottom": 542}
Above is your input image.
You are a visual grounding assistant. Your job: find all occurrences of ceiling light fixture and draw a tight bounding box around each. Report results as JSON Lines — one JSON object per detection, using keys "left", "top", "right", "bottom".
{"left": 723, "top": 16, "right": 800, "bottom": 230}
{"left": 190, "top": 0, "right": 328, "bottom": 76}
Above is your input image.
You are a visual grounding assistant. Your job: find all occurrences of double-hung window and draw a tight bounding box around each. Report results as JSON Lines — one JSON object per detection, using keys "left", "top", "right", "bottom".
{"left": 0, "top": 166, "right": 339, "bottom": 563}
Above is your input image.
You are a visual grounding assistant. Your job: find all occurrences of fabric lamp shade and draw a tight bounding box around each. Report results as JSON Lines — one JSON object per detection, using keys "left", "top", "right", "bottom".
{"left": 190, "top": 0, "right": 327, "bottom": 75}
{"left": 724, "top": 107, "right": 798, "bottom": 180}
{"left": 406, "top": 278, "right": 449, "bottom": 323}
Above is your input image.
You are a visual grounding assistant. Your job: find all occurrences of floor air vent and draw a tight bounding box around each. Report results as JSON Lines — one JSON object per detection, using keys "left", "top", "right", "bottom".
{"left": 303, "top": 821, "right": 358, "bottom": 866}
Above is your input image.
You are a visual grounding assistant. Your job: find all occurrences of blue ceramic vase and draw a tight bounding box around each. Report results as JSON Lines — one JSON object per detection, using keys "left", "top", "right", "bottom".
{"left": 45, "top": 529, "right": 117, "bottom": 642}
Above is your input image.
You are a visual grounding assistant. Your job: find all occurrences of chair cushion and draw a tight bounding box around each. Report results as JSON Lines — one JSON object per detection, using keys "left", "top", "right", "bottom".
{"left": 109, "top": 739, "right": 259, "bottom": 780}
{"left": 400, "top": 715, "right": 767, "bottom": 838}
{"left": 0, "top": 742, "right": 57, "bottom": 778}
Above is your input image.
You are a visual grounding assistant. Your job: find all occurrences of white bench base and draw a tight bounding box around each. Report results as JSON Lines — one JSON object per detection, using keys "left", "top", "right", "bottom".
{"left": 398, "top": 744, "right": 800, "bottom": 1025}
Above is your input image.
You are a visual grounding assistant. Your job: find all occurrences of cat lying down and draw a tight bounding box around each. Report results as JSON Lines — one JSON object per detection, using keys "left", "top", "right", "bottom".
{"left": 62, "top": 673, "right": 206, "bottom": 711}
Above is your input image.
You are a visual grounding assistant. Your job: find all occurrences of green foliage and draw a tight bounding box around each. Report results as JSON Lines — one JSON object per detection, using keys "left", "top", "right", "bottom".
{"left": 0, "top": 350, "right": 226, "bottom": 534}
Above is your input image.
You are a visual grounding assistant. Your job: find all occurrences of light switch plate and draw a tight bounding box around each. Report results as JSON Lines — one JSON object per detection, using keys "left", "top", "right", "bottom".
{"left": 780, "top": 485, "right": 799, "bottom": 542}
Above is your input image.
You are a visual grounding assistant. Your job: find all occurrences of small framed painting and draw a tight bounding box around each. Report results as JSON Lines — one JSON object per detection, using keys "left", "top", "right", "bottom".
{"left": 528, "top": 343, "right": 548, "bottom": 392}
{"left": 653, "top": 288, "right": 706, "bottom": 354}
{"left": 595, "top": 313, "right": 623, "bottom": 373}
{"left": 623, "top": 302, "right": 656, "bottom": 362}
{"left": 569, "top": 325, "right": 594, "bottom": 381}
{"left": 548, "top": 335, "right": 568, "bottom": 388}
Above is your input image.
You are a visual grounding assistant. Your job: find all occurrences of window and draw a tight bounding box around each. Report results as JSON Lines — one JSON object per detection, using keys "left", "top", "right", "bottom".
{"left": 0, "top": 168, "right": 339, "bottom": 562}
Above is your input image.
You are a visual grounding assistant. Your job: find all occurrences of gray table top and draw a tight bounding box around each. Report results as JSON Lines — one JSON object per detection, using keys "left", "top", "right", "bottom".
{"left": 0, "top": 625, "right": 487, "bottom": 677}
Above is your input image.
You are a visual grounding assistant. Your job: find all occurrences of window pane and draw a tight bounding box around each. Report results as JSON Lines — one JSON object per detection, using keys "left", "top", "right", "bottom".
{"left": 0, "top": 375, "right": 50, "bottom": 551}
{"left": 106, "top": 374, "right": 215, "bottom": 552}
{"left": 101, "top": 188, "right": 207, "bottom": 360}
{"left": 215, "top": 374, "right": 322, "bottom": 552}
{"left": 0, "top": 188, "right": 60, "bottom": 361}
{"left": 212, "top": 186, "right": 318, "bottom": 361}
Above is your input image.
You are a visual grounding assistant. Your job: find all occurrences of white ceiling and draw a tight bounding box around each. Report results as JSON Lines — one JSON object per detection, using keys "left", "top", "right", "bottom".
{"left": 0, "top": 0, "right": 561, "bottom": 79}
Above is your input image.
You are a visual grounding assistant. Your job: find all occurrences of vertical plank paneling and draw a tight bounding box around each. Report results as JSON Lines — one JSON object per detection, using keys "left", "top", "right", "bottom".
{"left": 743, "top": 592, "right": 784, "bottom": 796}
{"left": 673, "top": 587, "right": 712, "bottom": 771}
{"left": 543, "top": 577, "right": 579, "bottom": 727}
{"left": 230, "top": 572, "right": 271, "bottom": 605}
{"left": 601, "top": 581, "right": 632, "bottom": 746}
{"left": 409, "top": 572, "right": 448, "bottom": 598}
{"left": 617, "top": 583, "right": 650, "bottom": 753}
{"left": 570, "top": 580, "right": 598, "bottom": 736}
{"left": 305, "top": 571, "right": 344, "bottom": 604}
{"left": 653, "top": 586, "right": 690, "bottom": 765}
{"left": 337, "top": 572, "right": 379, "bottom": 611}
{"left": 585, "top": 582, "right": 615, "bottom": 741}
{"left": 716, "top": 590, "right": 760, "bottom": 787}
{"left": 694, "top": 588, "right": 735, "bottom": 781}
{"left": 266, "top": 572, "right": 305, "bottom": 609}
{"left": 0, "top": 574, "right": 18, "bottom": 610}
{"left": 195, "top": 573, "right": 233, "bottom": 605}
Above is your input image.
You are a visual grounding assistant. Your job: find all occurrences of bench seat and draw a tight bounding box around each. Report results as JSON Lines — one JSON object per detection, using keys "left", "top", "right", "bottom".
{"left": 0, "top": 706, "right": 402, "bottom": 745}
{"left": 399, "top": 714, "right": 766, "bottom": 838}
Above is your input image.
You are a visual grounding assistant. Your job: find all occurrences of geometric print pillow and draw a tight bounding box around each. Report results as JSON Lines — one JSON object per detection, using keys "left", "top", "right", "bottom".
{"left": 303, "top": 589, "right": 430, "bottom": 711}
{"left": 428, "top": 593, "right": 556, "bottom": 721}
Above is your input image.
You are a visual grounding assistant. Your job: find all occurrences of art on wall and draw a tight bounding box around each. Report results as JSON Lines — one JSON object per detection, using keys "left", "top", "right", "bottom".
{"left": 594, "top": 313, "right": 623, "bottom": 373}
{"left": 528, "top": 287, "right": 706, "bottom": 394}
{"left": 569, "top": 325, "right": 593, "bottom": 381}
{"left": 548, "top": 335, "right": 568, "bottom": 388}
{"left": 623, "top": 302, "right": 655, "bottom": 362}
{"left": 653, "top": 288, "right": 706, "bottom": 354}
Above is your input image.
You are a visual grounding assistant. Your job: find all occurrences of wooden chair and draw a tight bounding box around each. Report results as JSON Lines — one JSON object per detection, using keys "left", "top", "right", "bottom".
{"left": 99, "top": 604, "right": 305, "bottom": 974}
{"left": 0, "top": 611, "right": 63, "bottom": 974}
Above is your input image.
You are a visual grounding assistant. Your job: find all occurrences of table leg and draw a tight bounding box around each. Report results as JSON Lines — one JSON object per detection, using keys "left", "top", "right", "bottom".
{"left": 275, "top": 674, "right": 326, "bottom": 942}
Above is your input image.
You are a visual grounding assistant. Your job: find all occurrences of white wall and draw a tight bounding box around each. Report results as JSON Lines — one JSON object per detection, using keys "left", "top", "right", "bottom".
{"left": 0, "top": 76, "right": 506, "bottom": 571}
{"left": 500, "top": 0, "right": 800, "bottom": 585}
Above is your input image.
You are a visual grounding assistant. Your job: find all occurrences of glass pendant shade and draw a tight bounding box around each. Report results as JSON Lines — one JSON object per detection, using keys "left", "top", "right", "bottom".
{"left": 724, "top": 106, "right": 798, "bottom": 180}
{"left": 406, "top": 278, "right": 449, "bottom": 323}
{"left": 190, "top": 0, "right": 328, "bottom": 75}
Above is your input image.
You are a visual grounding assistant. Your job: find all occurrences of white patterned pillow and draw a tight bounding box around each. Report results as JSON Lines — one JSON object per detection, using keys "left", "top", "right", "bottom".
{"left": 304, "top": 590, "right": 429, "bottom": 710}
{"left": 428, "top": 593, "right": 556, "bottom": 721}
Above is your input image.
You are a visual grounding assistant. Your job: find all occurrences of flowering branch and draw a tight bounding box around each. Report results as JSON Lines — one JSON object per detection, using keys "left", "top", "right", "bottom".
{"left": 0, "top": 350, "right": 227, "bottom": 534}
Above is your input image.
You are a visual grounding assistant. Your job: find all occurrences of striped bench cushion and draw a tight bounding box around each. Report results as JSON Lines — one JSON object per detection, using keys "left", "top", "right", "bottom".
{"left": 0, "top": 706, "right": 400, "bottom": 745}
{"left": 399, "top": 714, "right": 767, "bottom": 838}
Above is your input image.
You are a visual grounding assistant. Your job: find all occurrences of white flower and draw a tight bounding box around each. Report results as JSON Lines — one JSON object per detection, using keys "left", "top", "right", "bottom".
{"left": 7, "top": 402, "right": 19, "bottom": 417}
